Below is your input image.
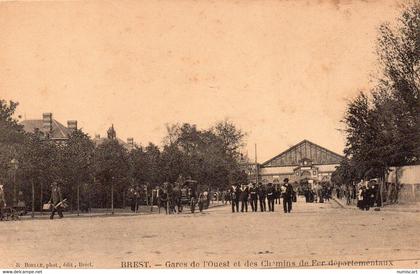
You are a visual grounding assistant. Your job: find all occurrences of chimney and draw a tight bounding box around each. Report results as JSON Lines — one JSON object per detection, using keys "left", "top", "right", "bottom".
{"left": 67, "top": 120, "right": 77, "bottom": 132}
{"left": 127, "top": 138, "right": 134, "bottom": 145}
{"left": 127, "top": 138, "right": 134, "bottom": 149}
{"left": 42, "top": 113, "right": 53, "bottom": 133}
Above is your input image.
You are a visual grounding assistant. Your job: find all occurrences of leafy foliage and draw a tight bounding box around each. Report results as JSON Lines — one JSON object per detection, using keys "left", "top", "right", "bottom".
{"left": 338, "top": 3, "right": 420, "bottom": 183}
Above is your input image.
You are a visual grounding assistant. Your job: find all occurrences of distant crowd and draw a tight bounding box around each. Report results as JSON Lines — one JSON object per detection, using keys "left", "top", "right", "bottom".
{"left": 0, "top": 175, "right": 400, "bottom": 221}
{"left": 224, "top": 178, "right": 296, "bottom": 213}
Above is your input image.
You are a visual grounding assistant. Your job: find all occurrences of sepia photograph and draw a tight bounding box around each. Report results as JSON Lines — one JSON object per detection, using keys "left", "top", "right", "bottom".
{"left": 0, "top": 0, "right": 419, "bottom": 272}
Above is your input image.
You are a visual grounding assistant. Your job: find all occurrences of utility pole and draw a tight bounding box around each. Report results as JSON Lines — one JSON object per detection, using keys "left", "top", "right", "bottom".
{"left": 10, "top": 158, "right": 19, "bottom": 207}
{"left": 255, "top": 144, "right": 259, "bottom": 184}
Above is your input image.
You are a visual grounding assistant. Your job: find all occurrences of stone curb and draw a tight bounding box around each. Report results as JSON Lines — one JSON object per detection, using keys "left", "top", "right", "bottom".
{"left": 332, "top": 197, "right": 356, "bottom": 210}
{"left": 332, "top": 197, "right": 420, "bottom": 213}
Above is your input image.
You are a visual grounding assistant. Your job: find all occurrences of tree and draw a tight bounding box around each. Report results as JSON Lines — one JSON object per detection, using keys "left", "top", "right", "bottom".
{"left": 94, "top": 139, "right": 129, "bottom": 214}
{"left": 212, "top": 120, "right": 246, "bottom": 156}
{"left": 159, "top": 121, "right": 246, "bottom": 190}
{"left": 341, "top": 3, "right": 419, "bottom": 183}
{"left": 19, "top": 131, "right": 61, "bottom": 216}
{"left": 60, "top": 130, "right": 95, "bottom": 215}
{"left": 0, "top": 100, "right": 26, "bottom": 203}
{"left": 376, "top": 3, "right": 420, "bottom": 164}
{"left": 129, "top": 146, "right": 148, "bottom": 185}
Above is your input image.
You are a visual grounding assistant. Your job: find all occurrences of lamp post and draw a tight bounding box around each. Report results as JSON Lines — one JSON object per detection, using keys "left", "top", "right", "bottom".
{"left": 10, "top": 158, "right": 19, "bottom": 207}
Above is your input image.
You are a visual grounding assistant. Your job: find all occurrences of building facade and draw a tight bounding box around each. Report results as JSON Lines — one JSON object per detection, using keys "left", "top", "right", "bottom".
{"left": 21, "top": 114, "right": 136, "bottom": 150}
{"left": 93, "top": 125, "right": 136, "bottom": 151}
{"left": 259, "top": 140, "right": 344, "bottom": 184}
{"left": 20, "top": 112, "right": 77, "bottom": 144}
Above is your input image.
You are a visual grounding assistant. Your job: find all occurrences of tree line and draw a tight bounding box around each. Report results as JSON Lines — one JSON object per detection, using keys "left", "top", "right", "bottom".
{"left": 0, "top": 100, "right": 247, "bottom": 214}
{"left": 333, "top": 3, "right": 419, "bottom": 185}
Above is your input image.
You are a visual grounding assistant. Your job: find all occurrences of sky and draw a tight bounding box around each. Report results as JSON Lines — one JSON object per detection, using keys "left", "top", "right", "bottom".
{"left": 0, "top": 0, "right": 403, "bottom": 162}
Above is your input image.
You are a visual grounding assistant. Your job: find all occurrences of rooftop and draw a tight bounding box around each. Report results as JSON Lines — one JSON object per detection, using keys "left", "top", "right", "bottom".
{"left": 20, "top": 119, "right": 71, "bottom": 140}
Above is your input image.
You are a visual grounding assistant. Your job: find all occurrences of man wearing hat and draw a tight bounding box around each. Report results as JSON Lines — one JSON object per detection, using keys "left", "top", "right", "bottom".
{"left": 249, "top": 183, "right": 258, "bottom": 212}
{"left": 266, "top": 183, "right": 275, "bottom": 212}
{"left": 240, "top": 184, "right": 249, "bottom": 212}
{"left": 257, "top": 183, "right": 266, "bottom": 212}
{"left": 230, "top": 184, "right": 240, "bottom": 213}
{"left": 282, "top": 178, "right": 294, "bottom": 213}
{"left": 49, "top": 181, "right": 64, "bottom": 219}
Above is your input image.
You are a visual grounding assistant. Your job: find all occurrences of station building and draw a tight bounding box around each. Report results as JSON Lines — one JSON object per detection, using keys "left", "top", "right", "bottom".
{"left": 259, "top": 140, "right": 344, "bottom": 184}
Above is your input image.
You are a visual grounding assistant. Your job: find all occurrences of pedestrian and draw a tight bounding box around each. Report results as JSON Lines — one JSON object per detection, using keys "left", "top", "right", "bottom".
{"left": 257, "top": 183, "right": 266, "bottom": 212}
{"left": 303, "top": 186, "right": 308, "bottom": 203}
{"left": 362, "top": 185, "right": 371, "bottom": 210}
{"left": 357, "top": 185, "right": 368, "bottom": 210}
{"left": 368, "top": 182, "right": 377, "bottom": 208}
{"left": 221, "top": 190, "right": 227, "bottom": 205}
{"left": 0, "top": 184, "right": 6, "bottom": 221}
{"left": 303, "top": 184, "right": 310, "bottom": 203}
{"left": 351, "top": 182, "right": 357, "bottom": 200}
{"left": 226, "top": 189, "right": 232, "bottom": 205}
{"left": 274, "top": 185, "right": 280, "bottom": 205}
{"left": 159, "top": 186, "right": 169, "bottom": 214}
{"left": 203, "top": 188, "right": 210, "bottom": 209}
{"left": 49, "top": 181, "right": 64, "bottom": 219}
{"left": 345, "top": 184, "right": 351, "bottom": 205}
{"left": 313, "top": 183, "right": 321, "bottom": 203}
{"left": 173, "top": 182, "right": 182, "bottom": 213}
{"left": 230, "top": 184, "right": 240, "bottom": 213}
{"left": 282, "top": 178, "right": 294, "bottom": 213}
{"left": 128, "top": 186, "right": 136, "bottom": 212}
{"left": 320, "top": 185, "right": 326, "bottom": 203}
{"left": 326, "top": 185, "right": 332, "bottom": 202}
{"left": 249, "top": 183, "right": 258, "bottom": 212}
{"left": 240, "top": 184, "right": 249, "bottom": 212}
{"left": 266, "top": 183, "right": 275, "bottom": 212}
{"left": 375, "top": 182, "right": 382, "bottom": 207}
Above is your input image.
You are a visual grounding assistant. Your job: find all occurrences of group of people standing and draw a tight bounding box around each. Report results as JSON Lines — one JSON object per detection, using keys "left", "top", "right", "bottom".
{"left": 229, "top": 178, "right": 295, "bottom": 214}
{"left": 126, "top": 178, "right": 211, "bottom": 215}
{"left": 356, "top": 180, "right": 382, "bottom": 210}
{"left": 302, "top": 182, "right": 332, "bottom": 203}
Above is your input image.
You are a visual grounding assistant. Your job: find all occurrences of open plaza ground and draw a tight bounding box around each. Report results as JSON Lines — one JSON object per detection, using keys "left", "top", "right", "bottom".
{"left": 1, "top": 198, "right": 419, "bottom": 269}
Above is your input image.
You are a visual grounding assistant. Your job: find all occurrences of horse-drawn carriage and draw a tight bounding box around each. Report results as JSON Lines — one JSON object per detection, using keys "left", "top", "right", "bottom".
{"left": 180, "top": 179, "right": 201, "bottom": 213}
{"left": 151, "top": 178, "right": 209, "bottom": 214}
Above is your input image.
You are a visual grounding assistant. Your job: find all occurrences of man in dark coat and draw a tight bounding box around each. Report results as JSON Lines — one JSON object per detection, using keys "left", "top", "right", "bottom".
{"left": 362, "top": 185, "right": 370, "bottom": 210}
{"left": 49, "top": 181, "right": 64, "bottom": 219}
{"left": 230, "top": 184, "right": 240, "bottom": 213}
{"left": 282, "top": 178, "right": 294, "bottom": 213}
{"left": 173, "top": 182, "right": 182, "bottom": 213}
{"left": 266, "top": 183, "right": 275, "bottom": 212}
{"left": 249, "top": 183, "right": 258, "bottom": 212}
{"left": 128, "top": 186, "right": 137, "bottom": 212}
{"left": 257, "top": 183, "right": 266, "bottom": 212}
{"left": 240, "top": 184, "right": 249, "bottom": 212}
{"left": 368, "top": 183, "right": 378, "bottom": 208}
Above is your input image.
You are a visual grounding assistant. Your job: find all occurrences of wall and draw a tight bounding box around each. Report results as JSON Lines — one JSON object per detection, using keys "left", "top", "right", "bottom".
{"left": 387, "top": 165, "right": 420, "bottom": 203}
